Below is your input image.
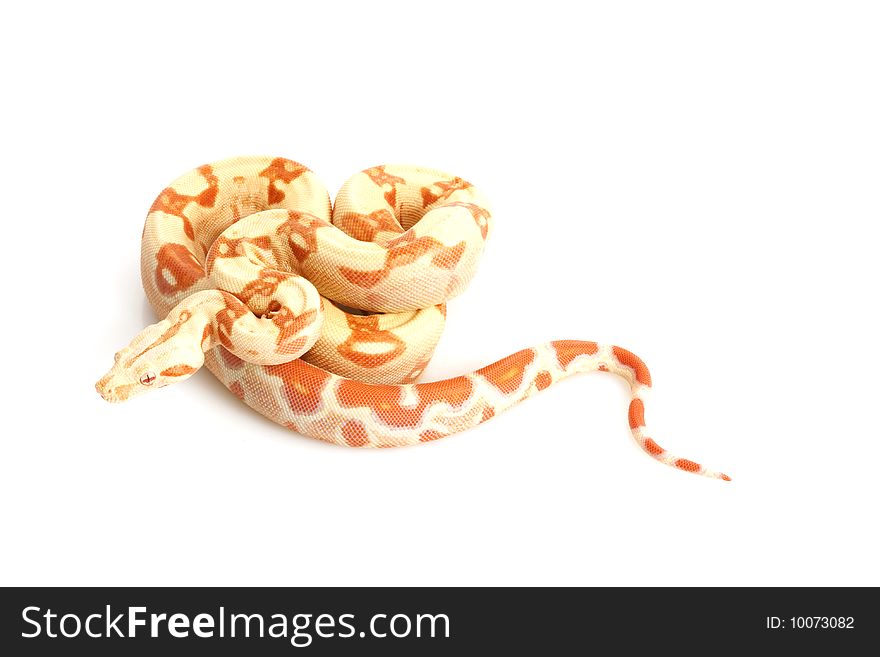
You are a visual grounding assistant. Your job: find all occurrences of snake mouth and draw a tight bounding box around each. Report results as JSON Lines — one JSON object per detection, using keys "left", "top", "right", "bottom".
{"left": 95, "top": 378, "right": 137, "bottom": 403}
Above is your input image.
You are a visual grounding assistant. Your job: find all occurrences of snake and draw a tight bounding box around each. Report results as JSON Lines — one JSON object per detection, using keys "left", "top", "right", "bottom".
{"left": 95, "top": 156, "right": 729, "bottom": 480}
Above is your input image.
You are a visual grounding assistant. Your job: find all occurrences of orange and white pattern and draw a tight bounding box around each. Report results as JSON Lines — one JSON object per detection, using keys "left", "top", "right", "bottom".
{"left": 96, "top": 156, "right": 729, "bottom": 480}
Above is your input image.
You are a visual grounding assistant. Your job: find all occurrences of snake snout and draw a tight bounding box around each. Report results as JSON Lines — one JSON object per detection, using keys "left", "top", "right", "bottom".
{"left": 95, "top": 374, "right": 129, "bottom": 403}
{"left": 95, "top": 379, "right": 117, "bottom": 403}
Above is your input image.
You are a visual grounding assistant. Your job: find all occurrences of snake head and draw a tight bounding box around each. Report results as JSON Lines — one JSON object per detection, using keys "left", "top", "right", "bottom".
{"left": 95, "top": 314, "right": 205, "bottom": 403}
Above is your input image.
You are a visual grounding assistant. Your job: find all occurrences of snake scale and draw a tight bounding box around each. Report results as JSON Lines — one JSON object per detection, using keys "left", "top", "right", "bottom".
{"left": 96, "top": 156, "right": 729, "bottom": 480}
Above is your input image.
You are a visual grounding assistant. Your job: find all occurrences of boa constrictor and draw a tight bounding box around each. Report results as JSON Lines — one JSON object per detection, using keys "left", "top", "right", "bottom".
{"left": 96, "top": 156, "right": 729, "bottom": 481}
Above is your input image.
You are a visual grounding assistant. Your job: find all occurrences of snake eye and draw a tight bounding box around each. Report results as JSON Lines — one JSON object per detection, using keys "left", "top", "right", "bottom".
{"left": 139, "top": 371, "right": 157, "bottom": 386}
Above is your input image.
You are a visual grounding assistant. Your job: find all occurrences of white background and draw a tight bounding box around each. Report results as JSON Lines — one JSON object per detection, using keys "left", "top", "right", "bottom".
{"left": 1, "top": 1, "right": 877, "bottom": 586}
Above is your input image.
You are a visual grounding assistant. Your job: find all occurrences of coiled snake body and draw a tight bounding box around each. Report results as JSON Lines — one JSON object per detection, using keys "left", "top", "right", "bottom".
{"left": 96, "top": 156, "right": 729, "bottom": 480}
